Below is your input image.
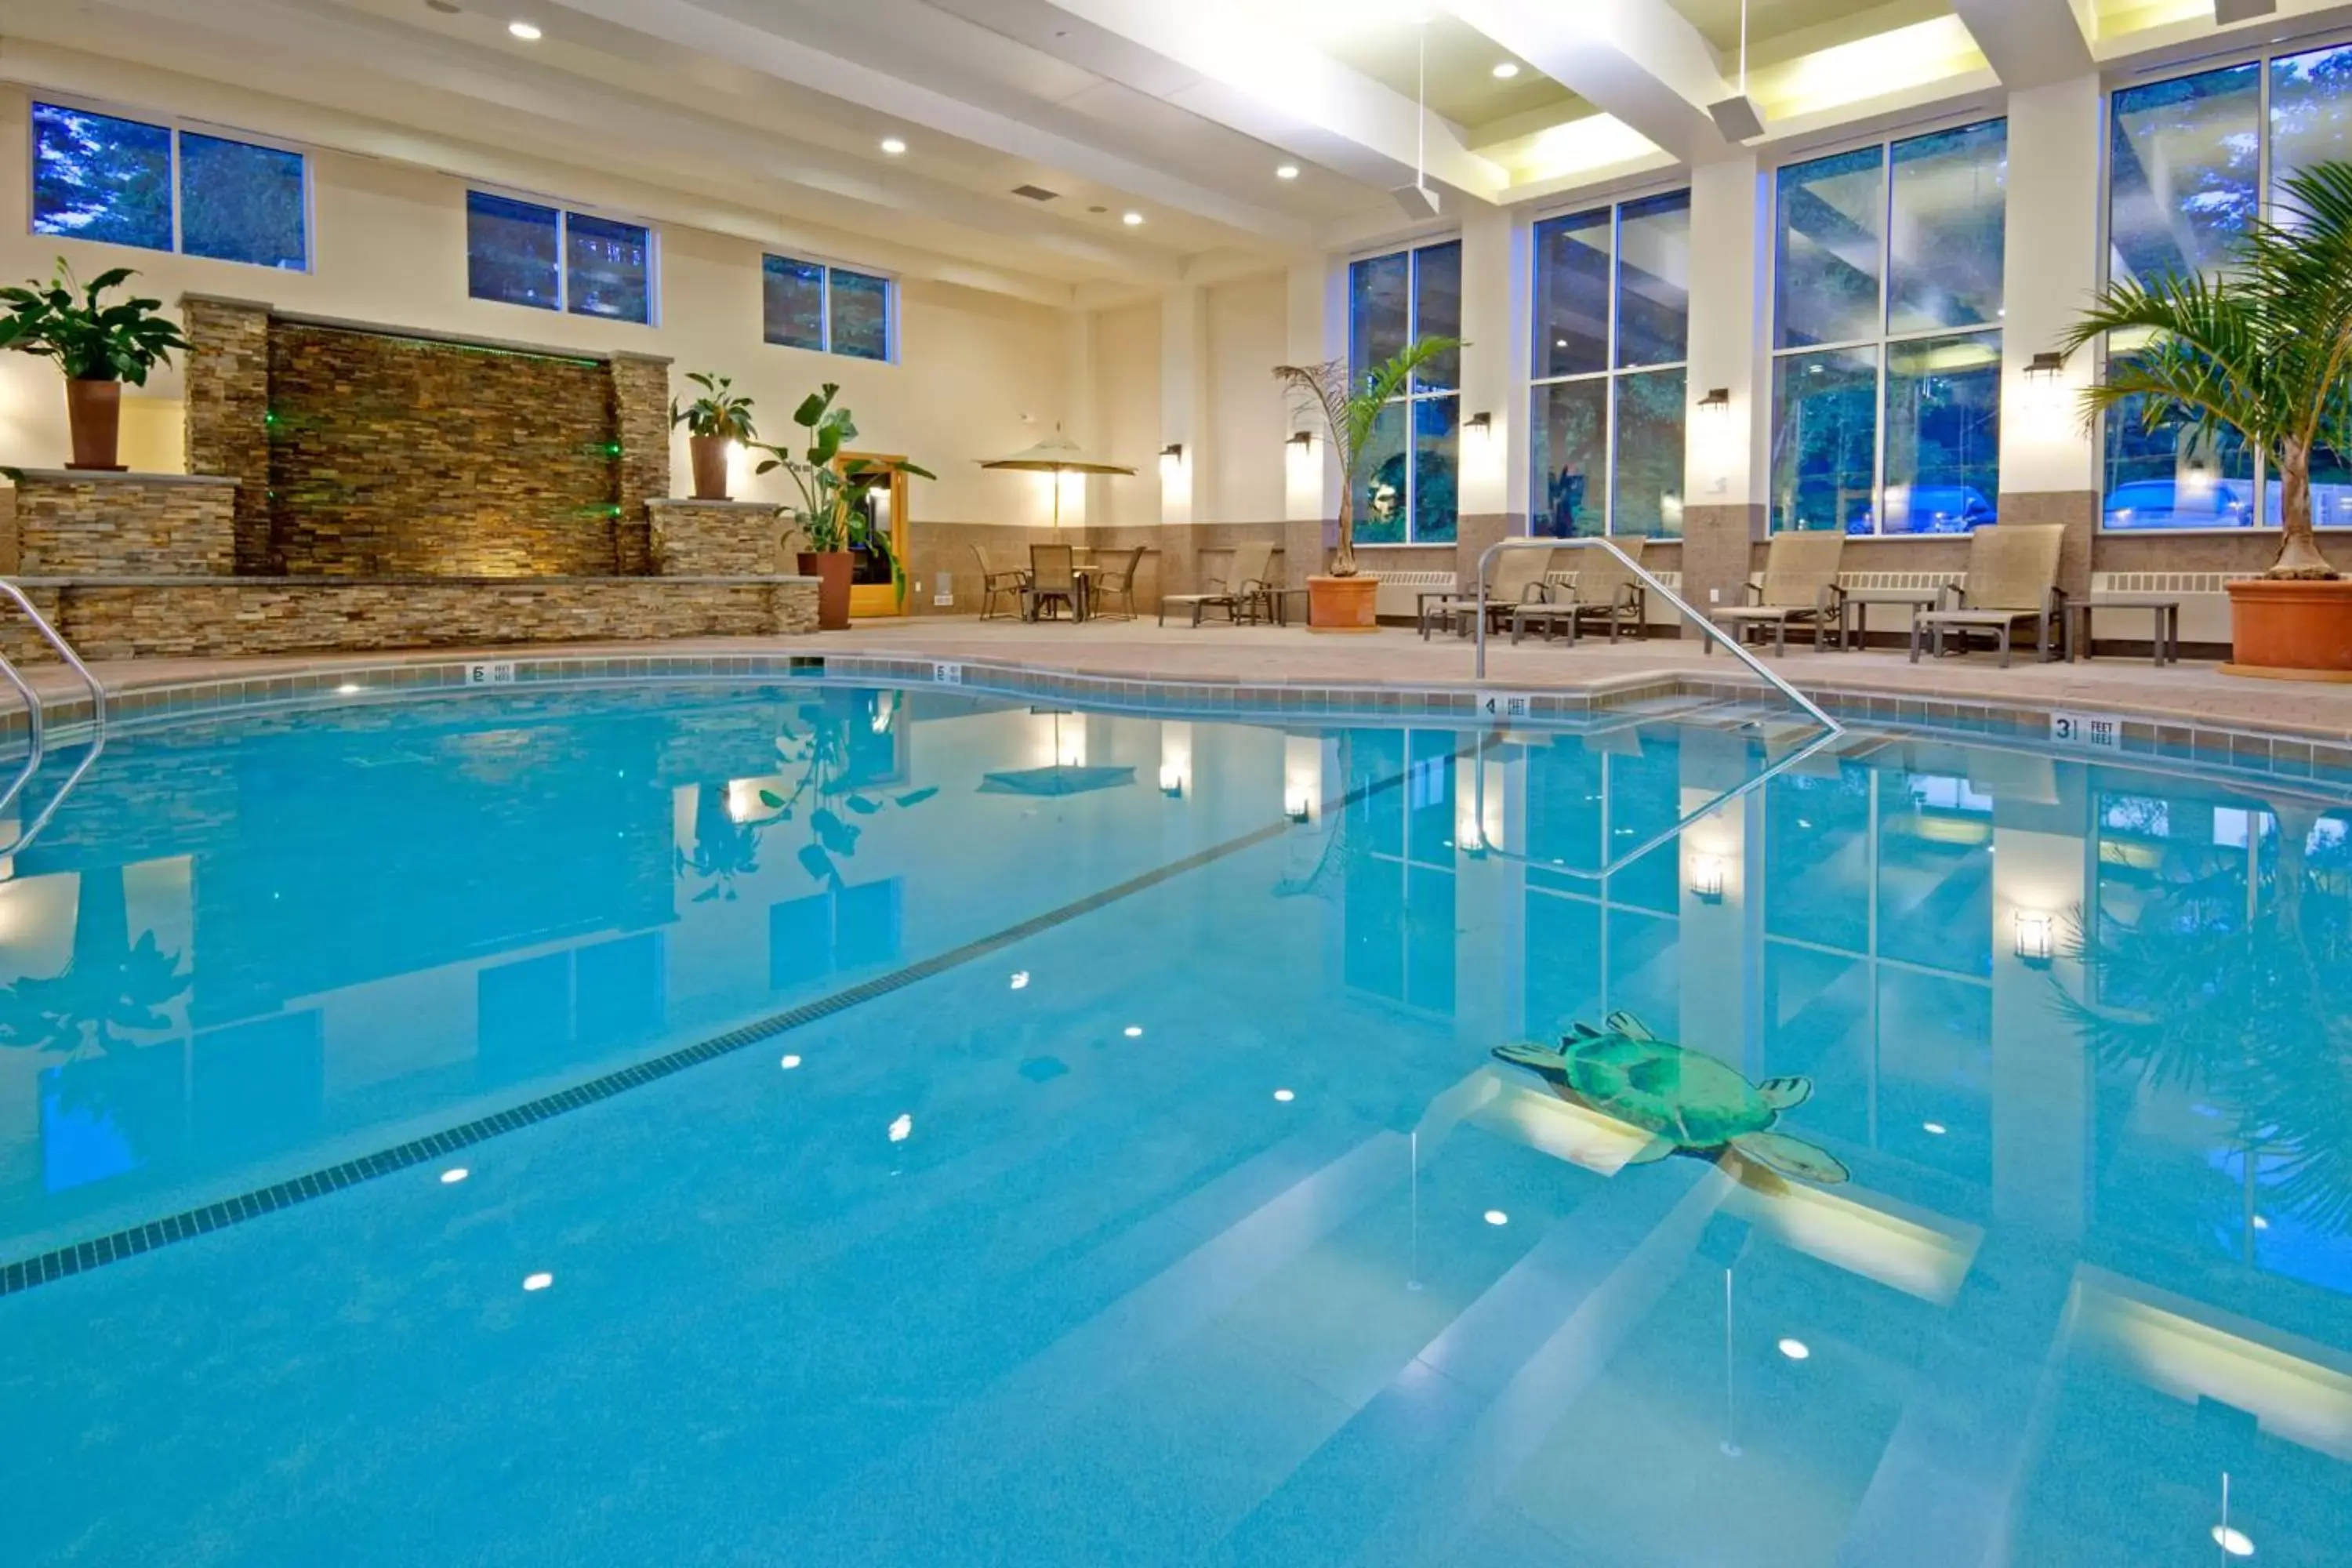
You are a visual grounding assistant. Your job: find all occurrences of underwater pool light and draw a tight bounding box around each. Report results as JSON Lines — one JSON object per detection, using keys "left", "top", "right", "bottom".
{"left": 1483, "top": 1209, "right": 1509, "bottom": 1226}
{"left": 1273, "top": 1088, "right": 1295, "bottom": 1102}
{"left": 1124, "top": 1025, "right": 1143, "bottom": 1038}
{"left": 779, "top": 1054, "right": 802, "bottom": 1070}
{"left": 1777, "top": 1338, "right": 1810, "bottom": 1360}
{"left": 522, "top": 1272, "right": 553, "bottom": 1291}
{"left": 2212, "top": 1526, "right": 2254, "bottom": 1557}
{"left": 337, "top": 682, "right": 362, "bottom": 695}
{"left": 888, "top": 1113, "right": 913, "bottom": 1142}
{"left": 440, "top": 1167, "right": 470, "bottom": 1184}
{"left": 1010, "top": 971, "right": 1030, "bottom": 989}
{"left": 1922, "top": 1121, "right": 1947, "bottom": 1136}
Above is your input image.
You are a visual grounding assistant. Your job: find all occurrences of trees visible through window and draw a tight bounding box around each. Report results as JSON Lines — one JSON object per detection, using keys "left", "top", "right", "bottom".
{"left": 1529, "top": 190, "right": 1690, "bottom": 539}
{"left": 466, "top": 192, "right": 653, "bottom": 324}
{"left": 763, "top": 256, "right": 897, "bottom": 362}
{"left": 1349, "top": 240, "right": 1460, "bottom": 546}
{"left": 1769, "top": 120, "right": 2006, "bottom": 535}
{"left": 2103, "top": 42, "right": 2352, "bottom": 530}
{"left": 31, "top": 101, "right": 307, "bottom": 270}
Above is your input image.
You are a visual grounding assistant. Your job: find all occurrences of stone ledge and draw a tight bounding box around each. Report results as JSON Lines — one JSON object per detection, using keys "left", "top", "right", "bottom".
{"left": 2, "top": 576, "right": 818, "bottom": 662}
{"left": 648, "top": 497, "right": 782, "bottom": 512}
{"left": 7, "top": 469, "right": 238, "bottom": 487}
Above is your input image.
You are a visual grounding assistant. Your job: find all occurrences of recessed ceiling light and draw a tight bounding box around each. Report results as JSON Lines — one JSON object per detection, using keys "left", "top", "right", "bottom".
{"left": 2212, "top": 1526, "right": 2255, "bottom": 1558}
{"left": 888, "top": 1112, "right": 913, "bottom": 1142}
{"left": 779, "top": 1054, "right": 802, "bottom": 1069}
{"left": 1123, "top": 1025, "right": 1144, "bottom": 1037}
{"left": 522, "top": 1271, "right": 554, "bottom": 1290}
{"left": 507, "top": 19, "right": 541, "bottom": 39}
{"left": 1922, "top": 1121, "right": 1947, "bottom": 1135}
{"left": 1122, "top": 211, "right": 1145, "bottom": 227}
{"left": 1483, "top": 1209, "right": 1509, "bottom": 1226}
{"left": 2252, "top": 1214, "right": 2270, "bottom": 1229}
{"left": 1777, "top": 1337, "right": 1811, "bottom": 1360}
{"left": 439, "top": 1167, "right": 469, "bottom": 1184}
{"left": 1010, "top": 971, "right": 1030, "bottom": 989}
{"left": 1492, "top": 61, "right": 1521, "bottom": 78}
{"left": 1276, "top": 165, "right": 1301, "bottom": 180}
{"left": 1273, "top": 1088, "right": 1295, "bottom": 1102}
{"left": 880, "top": 137, "right": 907, "bottom": 155}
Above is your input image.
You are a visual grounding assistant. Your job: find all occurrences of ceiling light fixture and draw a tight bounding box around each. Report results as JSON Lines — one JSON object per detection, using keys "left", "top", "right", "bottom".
{"left": 507, "top": 18, "right": 542, "bottom": 39}
{"left": 779, "top": 1054, "right": 802, "bottom": 1069}
{"left": 1483, "top": 1209, "right": 1509, "bottom": 1226}
{"left": 1391, "top": 20, "right": 1441, "bottom": 220}
{"left": 1492, "top": 61, "right": 1520, "bottom": 79}
{"left": 1273, "top": 1088, "right": 1295, "bottom": 1102}
{"left": 1276, "top": 164, "right": 1301, "bottom": 180}
{"left": 440, "top": 1167, "right": 470, "bottom": 1184}
{"left": 1122, "top": 211, "right": 1145, "bottom": 227}
{"left": 880, "top": 137, "right": 907, "bottom": 155}
{"left": 1706, "top": 0, "right": 1765, "bottom": 143}
{"left": 1777, "top": 1337, "right": 1811, "bottom": 1360}
{"left": 522, "top": 1271, "right": 554, "bottom": 1290}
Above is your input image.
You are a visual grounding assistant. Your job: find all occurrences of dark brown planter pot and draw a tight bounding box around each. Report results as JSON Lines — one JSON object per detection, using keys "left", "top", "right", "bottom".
{"left": 798, "top": 550, "right": 855, "bottom": 630}
{"left": 1307, "top": 574, "right": 1377, "bottom": 633}
{"left": 2223, "top": 578, "right": 2352, "bottom": 680}
{"left": 688, "top": 434, "right": 731, "bottom": 501}
{"left": 64, "top": 379, "right": 125, "bottom": 471}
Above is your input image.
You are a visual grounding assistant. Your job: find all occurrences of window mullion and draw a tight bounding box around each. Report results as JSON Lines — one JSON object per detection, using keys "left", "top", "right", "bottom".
{"left": 169, "top": 126, "right": 183, "bottom": 256}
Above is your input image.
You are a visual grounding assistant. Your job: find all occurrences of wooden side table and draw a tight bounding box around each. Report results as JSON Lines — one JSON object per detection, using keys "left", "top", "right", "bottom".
{"left": 2067, "top": 595, "right": 2181, "bottom": 666}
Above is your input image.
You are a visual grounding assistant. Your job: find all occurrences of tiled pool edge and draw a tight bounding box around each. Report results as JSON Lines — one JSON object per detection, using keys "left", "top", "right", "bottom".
{"left": 5, "top": 646, "right": 2350, "bottom": 797}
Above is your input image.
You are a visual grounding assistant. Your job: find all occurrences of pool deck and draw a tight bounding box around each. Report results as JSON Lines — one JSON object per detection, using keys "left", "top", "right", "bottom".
{"left": 13, "top": 615, "right": 2352, "bottom": 742}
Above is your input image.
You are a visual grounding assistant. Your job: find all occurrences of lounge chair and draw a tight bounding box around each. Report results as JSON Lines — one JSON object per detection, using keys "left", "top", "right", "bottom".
{"left": 1421, "top": 546, "right": 1555, "bottom": 639}
{"left": 1708, "top": 532, "right": 1843, "bottom": 655}
{"left": 1161, "top": 541, "right": 1275, "bottom": 626}
{"left": 1908, "top": 524, "right": 2067, "bottom": 668}
{"left": 1089, "top": 546, "right": 1145, "bottom": 622}
{"left": 1513, "top": 537, "right": 1650, "bottom": 644}
{"left": 969, "top": 543, "right": 1029, "bottom": 622}
{"left": 1024, "top": 543, "right": 1081, "bottom": 622}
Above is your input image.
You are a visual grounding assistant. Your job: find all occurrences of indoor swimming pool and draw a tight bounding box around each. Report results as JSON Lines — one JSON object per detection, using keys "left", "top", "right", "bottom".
{"left": 0, "top": 678, "right": 2345, "bottom": 1566}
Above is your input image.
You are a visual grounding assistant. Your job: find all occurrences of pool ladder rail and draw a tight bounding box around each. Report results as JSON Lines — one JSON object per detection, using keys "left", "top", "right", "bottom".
{"left": 1470, "top": 535, "right": 1845, "bottom": 735}
{"left": 0, "top": 579, "right": 107, "bottom": 855}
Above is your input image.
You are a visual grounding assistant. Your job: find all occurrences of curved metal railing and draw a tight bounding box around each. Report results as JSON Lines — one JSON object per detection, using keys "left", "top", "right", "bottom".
{"left": 0, "top": 582, "right": 107, "bottom": 855}
{"left": 1470, "top": 536, "right": 1843, "bottom": 735}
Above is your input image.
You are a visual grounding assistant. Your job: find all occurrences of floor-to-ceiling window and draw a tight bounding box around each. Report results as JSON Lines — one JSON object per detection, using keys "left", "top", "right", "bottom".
{"left": 2103, "top": 39, "right": 2352, "bottom": 529}
{"left": 1769, "top": 120, "right": 2007, "bottom": 535}
{"left": 1348, "top": 241, "right": 1462, "bottom": 545}
{"left": 1528, "top": 191, "right": 1691, "bottom": 539}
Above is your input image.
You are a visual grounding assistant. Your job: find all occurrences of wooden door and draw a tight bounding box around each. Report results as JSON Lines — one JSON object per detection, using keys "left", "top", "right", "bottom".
{"left": 842, "top": 452, "right": 911, "bottom": 619}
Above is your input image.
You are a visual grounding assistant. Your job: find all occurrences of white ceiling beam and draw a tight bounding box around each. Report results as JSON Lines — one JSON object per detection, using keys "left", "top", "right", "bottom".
{"left": 540, "top": 0, "right": 1317, "bottom": 246}
{"left": 1000, "top": 0, "right": 1507, "bottom": 201}
{"left": 1947, "top": 0, "right": 2094, "bottom": 89}
{"left": 1442, "top": 0, "right": 1731, "bottom": 165}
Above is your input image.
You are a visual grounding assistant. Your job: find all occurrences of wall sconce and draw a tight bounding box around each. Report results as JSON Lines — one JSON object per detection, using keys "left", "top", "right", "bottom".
{"left": 1158, "top": 767, "right": 1185, "bottom": 799}
{"left": 1160, "top": 443, "right": 1185, "bottom": 462}
{"left": 1283, "top": 786, "right": 1312, "bottom": 822}
{"left": 1465, "top": 411, "right": 1493, "bottom": 436}
{"left": 2025, "top": 351, "right": 2066, "bottom": 382}
{"left": 1697, "top": 387, "right": 1731, "bottom": 415}
{"left": 1690, "top": 855, "right": 1727, "bottom": 903}
{"left": 2013, "top": 909, "right": 2056, "bottom": 967}
{"left": 1287, "top": 430, "right": 1315, "bottom": 451}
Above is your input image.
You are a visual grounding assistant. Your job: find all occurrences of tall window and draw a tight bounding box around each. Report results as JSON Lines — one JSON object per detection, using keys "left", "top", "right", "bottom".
{"left": 1529, "top": 191, "right": 1690, "bottom": 538}
{"left": 466, "top": 191, "right": 654, "bottom": 325}
{"left": 31, "top": 100, "right": 307, "bottom": 270}
{"left": 2104, "top": 42, "right": 2352, "bottom": 530}
{"left": 1348, "top": 240, "right": 1461, "bottom": 545}
{"left": 764, "top": 256, "right": 896, "bottom": 361}
{"left": 1769, "top": 120, "right": 2006, "bottom": 535}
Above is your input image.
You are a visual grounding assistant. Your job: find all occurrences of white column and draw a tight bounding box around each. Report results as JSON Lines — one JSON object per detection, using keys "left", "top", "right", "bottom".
{"left": 1999, "top": 74, "right": 2103, "bottom": 498}
{"left": 1160, "top": 285, "right": 1209, "bottom": 525}
{"left": 1990, "top": 818, "right": 2089, "bottom": 1236}
{"left": 1457, "top": 201, "right": 1527, "bottom": 527}
{"left": 1683, "top": 154, "right": 1769, "bottom": 509}
{"left": 1282, "top": 258, "right": 1339, "bottom": 527}
{"left": 1066, "top": 307, "right": 1101, "bottom": 530}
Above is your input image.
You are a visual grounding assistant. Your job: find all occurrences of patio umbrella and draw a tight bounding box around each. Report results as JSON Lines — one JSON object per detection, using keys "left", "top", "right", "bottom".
{"left": 978, "top": 427, "right": 1136, "bottom": 533}
{"left": 978, "top": 764, "right": 1137, "bottom": 797}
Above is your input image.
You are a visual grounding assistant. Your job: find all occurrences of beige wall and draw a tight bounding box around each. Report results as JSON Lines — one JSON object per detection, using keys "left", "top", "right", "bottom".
{"left": 0, "top": 83, "right": 1073, "bottom": 533}
{"left": 1205, "top": 272, "right": 1287, "bottom": 527}
{"left": 1094, "top": 299, "right": 1162, "bottom": 530}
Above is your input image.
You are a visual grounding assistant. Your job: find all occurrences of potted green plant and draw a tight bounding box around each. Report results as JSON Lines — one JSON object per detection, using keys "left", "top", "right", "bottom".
{"left": 671, "top": 370, "right": 757, "bottom": 502}
{"left": 1272, "top": 336, "right": 1459, "bottom": 631}
{"left": 2059, "top": 162, "right": 2352, "bottom": 678}
{"left": 0, "top": 259, "right": 190, "bottom": 472}
{"left": 752, "top": 384, "right": 935, "bottom": 630}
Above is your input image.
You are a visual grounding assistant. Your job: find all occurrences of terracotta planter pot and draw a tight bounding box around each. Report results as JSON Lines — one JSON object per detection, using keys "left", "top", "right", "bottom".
{"left": 688, "top": 435, "right": 731, "bottom": 501}
{"left": 1307, "top": 573, "right": 1378, "bottom": 633}
{"left": 2223, "top": 578, "right": 2352, "bottom": 680}
{"left": 64, "top": 379, "right": 125, "bottom": 471}
{"left": 798, "top": 549, "right": 855, "bottom": 630}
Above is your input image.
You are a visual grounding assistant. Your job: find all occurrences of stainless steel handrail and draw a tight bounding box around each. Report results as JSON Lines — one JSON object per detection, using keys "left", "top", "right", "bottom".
{"left": 0, "top": 581, "right": 107, "bottom": 856}
{"left": 1471, "top": 536, "right": 1844, "bottom": 734}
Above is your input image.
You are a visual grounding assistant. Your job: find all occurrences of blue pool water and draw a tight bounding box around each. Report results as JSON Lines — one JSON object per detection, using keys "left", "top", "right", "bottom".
{"left": 0, "top": 681, "right": 2347, "bottom": 1565}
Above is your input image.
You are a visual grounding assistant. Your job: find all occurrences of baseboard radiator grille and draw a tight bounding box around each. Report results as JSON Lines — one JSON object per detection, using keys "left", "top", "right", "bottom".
{"left": 2091, "top": 570, "right": 2259, "bottom": 645}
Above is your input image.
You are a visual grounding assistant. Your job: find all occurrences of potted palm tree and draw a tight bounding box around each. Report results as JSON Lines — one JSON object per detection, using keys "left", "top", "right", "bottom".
{"left": 1273, "top": 336, "right": 1458, "bottom": 631}
{"left": 671, "top": 371, "right": 757, "bottom": 501}
{"left": 2060, "top": 161, "right": 2352, "bottom": 677}
{"left": 751, "top": 384, "right": 935, "bottom": 630}
{"left": 0, "top": 259, "right": 189, "bottom": 471}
